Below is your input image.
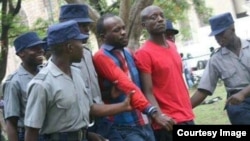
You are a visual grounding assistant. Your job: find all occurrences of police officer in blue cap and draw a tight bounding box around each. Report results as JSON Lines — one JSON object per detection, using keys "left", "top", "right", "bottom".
{"left": 165, "top": 20, "right": 179, "bottom": 42}
{"left": 2, "top": 32, "right": 45, "bottom": 141}
{"left": 191, "top": 12, "right": 250, "bottom": 124}
{"left": 24, "top": 20, "right": 133, "bottom": 141}
{"left": 59, "top": 4, "right": 123, "bottom": 141}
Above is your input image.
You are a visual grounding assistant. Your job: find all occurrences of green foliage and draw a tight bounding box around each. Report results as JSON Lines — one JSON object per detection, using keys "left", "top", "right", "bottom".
{"left": 8, "top": 15, "right": 29, "bottom": 45}
{"left": 4, "top": 16, "right": 49, "bottom": 45}
{"left": 155, "top": 0, "right": 190, "bottom": 22}
{"left": 193, "top": 0, "right": 213, "bottom": 25}
{"left": 30, "top": 18, "right": 50, "bottom": 38}
{"left": 88, "top": 0, "right": 120, "bottom": 15}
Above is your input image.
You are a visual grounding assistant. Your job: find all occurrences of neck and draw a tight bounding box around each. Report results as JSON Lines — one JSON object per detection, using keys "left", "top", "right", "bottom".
{"left": 149, "top": 33, "right": 168, "bottom": 47}
{"left": 22, "top": 63, "right": 39, "bottom": 76}
{"left": 51, "top": 55, "right": 72, "bottom": 76}
{"left": 227, "top": 36, "right": 241, "bottom": 56}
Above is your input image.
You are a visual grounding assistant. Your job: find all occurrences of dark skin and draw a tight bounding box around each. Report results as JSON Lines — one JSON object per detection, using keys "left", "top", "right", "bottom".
{"left": 101, "top": 14, "right": 175, "bottom": 131}
{"left": 191, "top": 25, "right": 250, "bottom": 107}
{"left": 165, "top": 30, "right": 176, "bottom": 42}
{"left": 25, "top": 39, "right": 133, "bottom": 141}
{"left": 78, "top": 21, "right": 123, "bottom": 140}
{"left": 140, "top": 5, "right": 176, "bottom": 131}
{"left": 6, "top": 45, "right": 44, "bottom": 141}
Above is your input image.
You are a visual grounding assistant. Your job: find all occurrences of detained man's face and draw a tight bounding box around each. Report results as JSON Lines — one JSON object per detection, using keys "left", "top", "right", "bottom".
{"left": 103, "top": 16, "right": 128, "bottom": 48}
{"left": 143, "top": 7, "right": 166, "bottom": 35}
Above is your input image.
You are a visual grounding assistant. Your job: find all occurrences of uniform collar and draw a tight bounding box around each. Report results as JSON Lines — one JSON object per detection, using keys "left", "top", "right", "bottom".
{"left": 47, "top": 60, "right": 63, "bottom": 77}
{"left": 17, "top": 64, "right": 34, "bottom": 77}
{"left": 221, "top": 39, "right": 249, "bottom": 55}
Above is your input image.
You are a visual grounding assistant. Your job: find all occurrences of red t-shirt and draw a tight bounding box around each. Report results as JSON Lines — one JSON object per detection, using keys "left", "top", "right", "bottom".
{"left": 135, "top": 40, "right": 195, "bottom": 129}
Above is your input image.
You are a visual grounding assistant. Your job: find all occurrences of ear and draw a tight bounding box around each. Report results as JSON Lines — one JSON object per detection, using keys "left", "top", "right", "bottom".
{"left": 67, "top": 43, "right": 73, "bottom": 53}
{"left": 17, "top": 50, "right": 25, "bottom": 58}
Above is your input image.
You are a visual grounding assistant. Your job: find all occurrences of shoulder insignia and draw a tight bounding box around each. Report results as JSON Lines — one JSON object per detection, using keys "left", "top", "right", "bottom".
{"left": 83, "top": 46, "right": 92, "bottom": 53}
{"left": 37, "top": 63, "right": 47, "bottom": 71}
{"left": 5, "top": 72, "right": 17, "bottom": 81}
{"left": 210, "top": 47, "right": 221, "bottom": 57}
{"left": 34, "top": 73, "right": 47, "bottom": 80}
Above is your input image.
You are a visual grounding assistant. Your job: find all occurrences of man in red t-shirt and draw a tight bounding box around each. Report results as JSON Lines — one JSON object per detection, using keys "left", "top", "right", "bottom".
{"left": 134, "top": 5, "right": 195, "bottom": 141}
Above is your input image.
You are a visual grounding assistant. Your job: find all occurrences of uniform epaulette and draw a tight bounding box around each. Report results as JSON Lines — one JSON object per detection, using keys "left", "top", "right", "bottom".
{"left": 37, "top": 63, "right": 48, "bottom": 71}
{"left": 211, "top": 47, "right": 221, "bottom": 56}
{"left": 5, "top": 72, "right": 17, "bottom": 81}
{"left": 34, "top": 73, "right": 47, "bottom": 80}
{"left": 83, "top": 46, "right": 92, "bottom": 53}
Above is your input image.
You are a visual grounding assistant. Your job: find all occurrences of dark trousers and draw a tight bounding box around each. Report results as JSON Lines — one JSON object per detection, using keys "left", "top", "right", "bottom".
{"left": 18, "top": 130, "right": 45, "bottom": 141}
{"left": 18, "top": 131, "right": 44, "bottom": 141}
{"left": 42, "top": 129, "right": 87, "bottom": 141}
{"left": 226, "top": 97, "right": 250, "bottom": 124}
{"left": 88, "top": 117, "right": 122, "bottom": 141}
{"left": 114, "top": 124, "right": 155, "bottom": 141}
{"left": 154, "top": 120, "right": 194, "bottom": 141}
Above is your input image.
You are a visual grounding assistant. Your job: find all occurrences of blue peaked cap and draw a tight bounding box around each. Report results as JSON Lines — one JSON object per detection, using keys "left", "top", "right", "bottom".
{"left": 47, "top": 20, "right": 89, "bottom": 46}
{"left": 14, "top": 32, "right": 45, "bottom": 54}
{"left": 165, "top": 20, "right": 179, "bottom": 35}
{"left": 59, "top": 4, "right": 93, "bottom": 23}
{"left": 209, "top": 12, "right": 234, "bottom": 36}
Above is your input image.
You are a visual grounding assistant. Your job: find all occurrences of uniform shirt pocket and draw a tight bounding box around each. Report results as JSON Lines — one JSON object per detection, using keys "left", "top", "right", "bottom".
{"left": 221, "top": 68, "right": 239, "bottom": 87}
{"left": 55, "top": 92, "right": 76, "bottom": 123}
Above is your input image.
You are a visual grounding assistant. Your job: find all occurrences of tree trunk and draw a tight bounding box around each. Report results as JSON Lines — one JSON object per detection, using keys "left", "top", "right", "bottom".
{"left": 126, "top": 0, "right": 154, "bottom": 51}
{"left": 0, "top": 0, "right": 21, "bottom": 83}
{"left": 119, "top": 0, "right": 131, "bottom": 26}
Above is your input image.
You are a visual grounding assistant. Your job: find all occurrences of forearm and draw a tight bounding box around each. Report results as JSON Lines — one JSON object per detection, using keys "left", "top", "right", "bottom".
{"left": 6, "top": 123, "right": 18, "bottom": 141}
{"left": 191, "top": 89, "right": 209, "bottom": 108}
{"left": 145, "top": 92, "right": 162, "bottom": 114}
{"left": 94, "top": 55, "right": 150, "bottom": 111}
{"left": 6, "top": 118, "right": 18, "bottom": 141}
{"left": 90, "top": 103, "right": 128, "bottom": 117}
{"left": 238, "top": 85, "right": 250, "bottom": 98}
{"left": 25, "top": 127, "right": 39, "bottom": 141}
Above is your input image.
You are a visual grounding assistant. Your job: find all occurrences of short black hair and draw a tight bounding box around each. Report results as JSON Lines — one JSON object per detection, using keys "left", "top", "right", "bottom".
{"left": 96, "top": 13, "right": 116, "bottom": 37}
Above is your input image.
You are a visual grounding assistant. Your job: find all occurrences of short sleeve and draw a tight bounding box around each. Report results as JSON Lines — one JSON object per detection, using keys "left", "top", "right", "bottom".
{"left": 198, "top": 59, "right": 219, "bottom": 94}
{"left": 3, "top": 81, "right": 20, "bottom": 119}
{"left": 134, "top": 50, "right": 152, "bottom": 73}
{"left": 25, "top": 82, "right": 47, "bottom": 128}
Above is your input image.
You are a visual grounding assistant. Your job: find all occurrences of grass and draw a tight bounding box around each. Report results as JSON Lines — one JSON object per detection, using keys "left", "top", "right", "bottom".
{"left": 189, "top": 82, "right": 231, "bottom": 125}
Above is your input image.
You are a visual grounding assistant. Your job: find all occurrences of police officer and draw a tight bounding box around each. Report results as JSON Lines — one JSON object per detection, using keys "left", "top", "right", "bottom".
{"left": 24, "top": 20, "right": 133, "bottom": 141}
{"left": 165, "top": 20, "right": 179, "bottom": 42}
{"left": 2, "top": 32, "right": 45, "bottom": 141}
{"left": 58, "top": 4, "right": 123, "bottom": 140}
{"left": 191, "top": 12, "right": 250, "bottom": 124}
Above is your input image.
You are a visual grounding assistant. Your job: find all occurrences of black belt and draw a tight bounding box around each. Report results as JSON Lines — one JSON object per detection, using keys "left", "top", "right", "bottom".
{"left": 227, "top": 89, "right": 241, "bottom": 97}
{"left": 43, "top": 128, "right": 88, "bottom": 141}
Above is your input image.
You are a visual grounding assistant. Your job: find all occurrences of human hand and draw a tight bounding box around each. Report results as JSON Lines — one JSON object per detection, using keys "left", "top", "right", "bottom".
{"left": 226, "top": 92, "right": 245, "bottom": 105}
{"left": 123, "top": 90, "right": 135, "bottom": 111}
{"left": 152, "top": 112, "right": 176, "bottom": 131}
